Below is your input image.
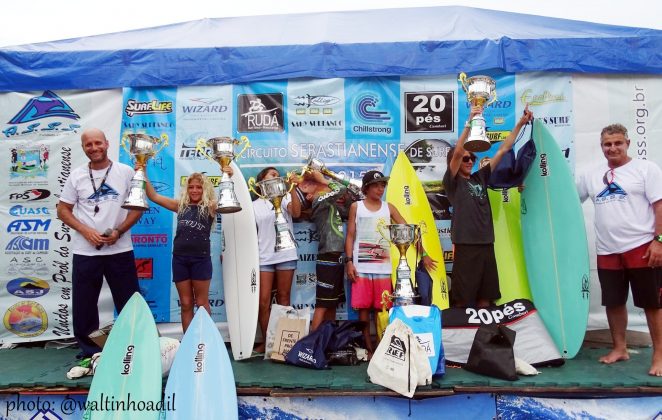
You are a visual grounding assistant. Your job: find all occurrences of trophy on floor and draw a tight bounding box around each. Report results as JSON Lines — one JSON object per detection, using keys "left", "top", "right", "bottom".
{"left": 196, "top": 136, "right": 250, "bottom": 214}
{"left": 300, "top": 155, "right": 363, "bottom": 198}
{"left": 378, "top": 220, "right": 421, "bottom": 306}
{"left": 121, "top": 133, "right": 169, "bottom": 210}
{"left": 248, "top": 174, "right": 297, "bottom": 252}
{"left": 458, "top": 72, "right": 497, "bottom": 152}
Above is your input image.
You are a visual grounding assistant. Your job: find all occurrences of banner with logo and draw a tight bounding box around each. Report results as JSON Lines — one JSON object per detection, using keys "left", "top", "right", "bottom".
{"left": 0, "top": 89, "right": 121, "bottom": 344}
{"left": 1, "top": 73, "right": 659, "bottom": 343}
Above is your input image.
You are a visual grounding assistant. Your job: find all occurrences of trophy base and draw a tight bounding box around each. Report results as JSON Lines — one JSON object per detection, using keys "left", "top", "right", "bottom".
{"left": 216, "top": 205, "right": 241, "bottom": 214}
{"left": 121, "top": 203, "right": 149, "bottom": 211}
{"left": 463, "top": 138, "right": 492, "bottom": 153}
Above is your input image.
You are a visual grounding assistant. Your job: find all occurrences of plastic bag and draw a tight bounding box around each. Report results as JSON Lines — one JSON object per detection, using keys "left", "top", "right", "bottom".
{"left": 264, "top": 304, "right": 310, "bottom": 360}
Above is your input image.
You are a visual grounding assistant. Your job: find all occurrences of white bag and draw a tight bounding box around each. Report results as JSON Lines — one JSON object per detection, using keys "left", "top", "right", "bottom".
{"left": 367, "top": 319, "right": 431, "bottom": 398}
{"left": 264, "top": 304, "right": 310, "bottom": 360}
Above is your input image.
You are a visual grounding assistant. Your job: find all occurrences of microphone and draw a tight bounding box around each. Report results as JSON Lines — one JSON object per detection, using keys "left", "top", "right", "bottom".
{"left": 96, "top": 228, "right": 114, "bottom": 250}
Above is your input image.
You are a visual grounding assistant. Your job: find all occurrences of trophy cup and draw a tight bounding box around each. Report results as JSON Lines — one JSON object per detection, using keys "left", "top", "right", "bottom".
{"left": 458, "top": 72, "right": 498, "bottom": 152}
{"left": 301, "top": 155, "right": 363, "bottom": 198}
{"left": 121, "top": 133, "right": 169, "bottom": 210}
{"left": 196, "top": 136, "right": 250, "bottom": 214}
{"left": 248, "top": 175, "right": 297, "bottom": 251}
{"left": 378, "top": 221, "right": 421, "bottom": 306}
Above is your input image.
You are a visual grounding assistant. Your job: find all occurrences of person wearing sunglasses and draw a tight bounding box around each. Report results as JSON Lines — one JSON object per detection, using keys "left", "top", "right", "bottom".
{"left": 577, "top": 123, "right": 662, "bottom": 377}
{"left": 443, "top": 105, "right": 533, "bottom": 308}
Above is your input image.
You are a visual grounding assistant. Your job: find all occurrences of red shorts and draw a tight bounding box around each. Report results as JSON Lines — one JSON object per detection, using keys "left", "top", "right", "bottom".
{"left": 351, "top": 273, "right": 392, "bottom": 310}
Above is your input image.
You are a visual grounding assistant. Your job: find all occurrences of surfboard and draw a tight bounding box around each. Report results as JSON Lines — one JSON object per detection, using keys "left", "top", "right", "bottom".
{"left": 520, "top": 120, "right": 590, "bottom": 359}
{"left": 84, "top": 292, "right": 161, "bottom": 420}
{"left": 222, "top": 161, "right": 260, "bottom": 360}
{"left": 489, "top": 187, "right": 532, "bottom": 305}
{"left": 386, "top": 152, "right": 449, "bottom": 309}
{"left": 163, "top": 309, "right": 238, "bottom": 419}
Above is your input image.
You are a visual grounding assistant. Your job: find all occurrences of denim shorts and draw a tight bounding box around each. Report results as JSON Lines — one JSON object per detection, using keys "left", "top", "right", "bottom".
{"left": 172, "top": 254, "right": 212, "bottom": 282}
{"left": 260, "top": 259, "right": 298, "bottom": 273}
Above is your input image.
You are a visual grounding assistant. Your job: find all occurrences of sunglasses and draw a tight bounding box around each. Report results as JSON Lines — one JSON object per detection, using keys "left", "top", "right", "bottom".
{"left": 462, "top": 155, "right": 477, "bottom": 163}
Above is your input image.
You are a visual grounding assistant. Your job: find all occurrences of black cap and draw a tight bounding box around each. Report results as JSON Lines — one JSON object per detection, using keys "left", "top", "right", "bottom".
{"left": 362, "top": 170, "right": 390, "bottom": 189}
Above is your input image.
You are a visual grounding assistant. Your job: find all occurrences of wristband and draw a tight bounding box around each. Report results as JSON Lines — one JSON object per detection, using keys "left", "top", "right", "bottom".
{"left": 114, "top": 228, "right": 123, "bottom": 238}
{"left": 655, "top": 234, "right": 662, "bottom": 243}
{"left": 464, "top": 121, "right": 471, "bottom": 129}
{"left": 421, "top": 252, "right": 428, "bottom": 257}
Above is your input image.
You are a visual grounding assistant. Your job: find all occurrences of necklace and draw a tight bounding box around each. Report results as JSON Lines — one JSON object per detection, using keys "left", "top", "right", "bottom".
{"left": 88, "top": 161, "right": 113, "bottom": 216}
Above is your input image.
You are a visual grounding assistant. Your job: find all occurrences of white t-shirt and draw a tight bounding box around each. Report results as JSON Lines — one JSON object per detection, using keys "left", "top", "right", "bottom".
{"left": 253, "top": 194, "right": 298, "bottom": 265}
{"left": 577, "top": 158, "right": 662, "bottom": 255}
{"left": 59, "top": 162, "right": 135, "bottom": 256}
{"left": 353, "top": 200, "right": 392, "bottom": 274}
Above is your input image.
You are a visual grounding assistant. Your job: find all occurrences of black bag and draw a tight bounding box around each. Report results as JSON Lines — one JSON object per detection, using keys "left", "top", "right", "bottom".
{"left": 465, "top": 323, "right": 518, "bottom": 381}
{"left": 285, "top": 321, "right": 335, "bottom": 369}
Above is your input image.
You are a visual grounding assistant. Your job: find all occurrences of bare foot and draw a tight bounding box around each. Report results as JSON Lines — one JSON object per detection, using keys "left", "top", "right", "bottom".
{"left": 253, "top": 343, "right": 265, "bottom": 354}
{"left": 599, "top": 348, "right": 629, "bottom": 364}
{"left": 649, "top": 351, "right": 662, "bottom": 376}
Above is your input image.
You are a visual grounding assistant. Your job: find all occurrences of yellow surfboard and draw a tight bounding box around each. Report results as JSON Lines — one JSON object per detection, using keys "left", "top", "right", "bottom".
{"left": 386, "top": 152, "right": 449, "bottom": 309}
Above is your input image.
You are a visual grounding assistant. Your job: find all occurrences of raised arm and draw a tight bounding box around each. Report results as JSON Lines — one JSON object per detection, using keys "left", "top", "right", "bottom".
{"left": 490, "top": 105, "right": 533, "bottom": 170}
{"left": 449, "top": 105, "right": 483, "bottom": 177}
{"left": 144, "top": 172, "right": 179, "bottom": 212}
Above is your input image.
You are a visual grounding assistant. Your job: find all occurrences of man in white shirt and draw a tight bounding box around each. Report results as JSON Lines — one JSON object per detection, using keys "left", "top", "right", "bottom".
{"left": 57, "top": 128, "right": 142, "bottom": 359}
{"left": 577, "top": 123, "right": 662, "bottom": 376}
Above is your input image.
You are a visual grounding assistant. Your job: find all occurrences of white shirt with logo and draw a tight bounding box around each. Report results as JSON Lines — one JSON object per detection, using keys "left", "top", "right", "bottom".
{"left": 253, "top": 195, "right": 297, "bottom": 265}
{"left": 352, "top": 200, "right": 392, "bottom": 274}
{"left": 577, "top": 158, "right": 662, "bottom": 255}
{"left": 59, "top": 162, "right": 135, "bottom": 256}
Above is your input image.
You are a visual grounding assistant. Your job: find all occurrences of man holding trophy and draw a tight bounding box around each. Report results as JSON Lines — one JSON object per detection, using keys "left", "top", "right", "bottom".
{"left": 57, "top": 128, "right": 142, "bottom": 360}
{"left": 443, "top": 104, "right": 533, "bottom": 307}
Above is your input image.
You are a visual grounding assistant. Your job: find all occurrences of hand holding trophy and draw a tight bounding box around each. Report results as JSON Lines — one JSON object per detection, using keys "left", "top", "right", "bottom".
{"left": 248, "top": 173, "right": 297, "bottom": 251}
{"left": 458, "top": 72, "right": 497, "bottom": 152}
{"left": 196, "top": 136, "right": 250, "bottom": 214}
{"left": 377, "top": 219, "right": 421, "bottom": 306}
{"left": 121, "top": 133, "right": 169, "bottom": 210}
{"left": 301, "top": 155, "right": 363, "bottom": 198}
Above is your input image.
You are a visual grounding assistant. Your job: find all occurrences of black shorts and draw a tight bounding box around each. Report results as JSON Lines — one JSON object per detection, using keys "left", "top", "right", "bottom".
{"left": 597, "top": 242, "right": 662, "bottom": 309}
{"left": 451, "top": 243, "right": 500, "bottom": 304}
{"left": 315, "top": 253, "right": 345, "bottom": 309}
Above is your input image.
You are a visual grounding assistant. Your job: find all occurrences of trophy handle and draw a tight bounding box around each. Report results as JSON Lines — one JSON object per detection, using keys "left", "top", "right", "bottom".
{"left": 120, "top": 134, "right": 133, "bottom": 158}
{"left": 285, "top": 171, "right": 298, "bottom": 193}
{"left": 458, "top": 72, "right": 468, "bottom": 93}
{"left": 376, "top": 218, "right": 391, "bottom": 244}
{"left": 486, "top": 89, "right": 498, "bottom": 107}
{"left": 234, "top": 135, "right": 251, "bottom": 160}
{"left": 247, "top": 177, "right": 266, "bottom": 199}
{"left": 195, "top": 138, "right": 218, "bottom": 165}
{"left": 381, "top": 289, "right": 392, "bottom": 307}
{"left": 153, "top": 133, "right": 169, "bottom": 156}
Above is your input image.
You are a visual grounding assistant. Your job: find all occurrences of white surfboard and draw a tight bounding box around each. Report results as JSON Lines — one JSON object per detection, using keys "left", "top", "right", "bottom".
{"left": 221, "top": 162, "right": 260, "bottom": 360}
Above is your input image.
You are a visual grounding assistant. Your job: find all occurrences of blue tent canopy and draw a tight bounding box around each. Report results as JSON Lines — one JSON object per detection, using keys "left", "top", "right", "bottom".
{"left": 1, "top": 6, "right": 661, "bottom": 92}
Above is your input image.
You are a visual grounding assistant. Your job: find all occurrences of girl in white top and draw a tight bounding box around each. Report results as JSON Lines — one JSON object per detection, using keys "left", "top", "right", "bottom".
{"left": 253, "top": 167, "right": 302, "bottom": 354}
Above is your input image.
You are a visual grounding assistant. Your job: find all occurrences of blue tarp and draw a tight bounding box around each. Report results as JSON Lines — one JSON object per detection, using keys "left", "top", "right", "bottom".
{"left": 1, "top": 6, "right": 661, "bottom": 91}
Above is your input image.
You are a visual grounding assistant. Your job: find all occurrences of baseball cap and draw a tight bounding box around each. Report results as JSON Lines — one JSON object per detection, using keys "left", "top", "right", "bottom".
{"left": 361, "top": 170, "right": 390, "bottom": 188}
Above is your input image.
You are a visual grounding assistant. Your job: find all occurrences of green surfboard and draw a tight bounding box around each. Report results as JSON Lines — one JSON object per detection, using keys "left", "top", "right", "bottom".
{"left": 489, "top": 187, "right": 532, "bottom": 305}
{"left": 521, "top": 120, "right": 590, "bottom": 359}
{"left": 84, "top": 293, "right": 162, "bottom": 419}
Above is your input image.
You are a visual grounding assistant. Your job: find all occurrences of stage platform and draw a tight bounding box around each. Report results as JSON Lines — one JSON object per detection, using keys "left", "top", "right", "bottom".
{"left": 1, "top": 346, "right": 659, "bottom": 397}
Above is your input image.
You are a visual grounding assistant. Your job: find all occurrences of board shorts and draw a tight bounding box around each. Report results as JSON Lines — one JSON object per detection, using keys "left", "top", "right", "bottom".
{"left": 451, "top": 243, "right": 500, "bottom": 304}
{"left": 172, "top": 254, "right": 212, "bottom": 282}
{"left": 597, "top": 241, "right": 662, "bottom": 309}
{"left": 315, "top": 253, "right": 345, "bottom": 308}
{"left": 260, "top": 259, "right": 298, "bottom": 273}
{"left": 351, "top": 273, "right": 392, "bottom": 310}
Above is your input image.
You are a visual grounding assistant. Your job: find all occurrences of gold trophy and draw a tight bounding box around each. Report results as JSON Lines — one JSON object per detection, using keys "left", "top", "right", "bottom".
{"left": 196, "top": 136, "right": 250, "bottom": 214}
{"left": 458, "top": 72, "right": 497, "bottom": 152}
{"left": 378, "top": 221, "right": 421, "bottom": 306}
{"left": 121, "top": 133, "right": 169, "bottom": 210}
{"left": 248, "top": 175, "right": 297, "bottom": 251}
{"left": 300, "top": 155, "right": 362, "bottom": 197}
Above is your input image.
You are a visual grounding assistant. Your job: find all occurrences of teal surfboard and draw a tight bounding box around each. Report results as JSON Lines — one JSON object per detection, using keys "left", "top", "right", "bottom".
{"left": 489, "top": 187, "right": 532, "bottom": 305}
{"left": 163, "top": 309, "right": 238, "bottom": 419}
{"left": 84, "top": 293, "right": 162, "bottom": 419}
{"left": 521, "top": 120, "right": 590, "bottom": 359}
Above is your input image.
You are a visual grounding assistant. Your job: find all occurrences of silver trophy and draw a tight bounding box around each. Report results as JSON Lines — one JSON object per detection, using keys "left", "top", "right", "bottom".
{"left": 121, "top": 133, "right": 169, "bottom": 210}
{"left": 459, "top": 72, "right": 497, "bottom": 152}
{"left": 378, "top": 221, "right": 421, "bottom": 306}
{"left": 248, "top": 175, "right": 297, "bottom": 252}
{"left": 301, "top": 155, "right": 362, "bottom": 197}
{"left": 196, "top": 136, "right": 250, "bottom": 214}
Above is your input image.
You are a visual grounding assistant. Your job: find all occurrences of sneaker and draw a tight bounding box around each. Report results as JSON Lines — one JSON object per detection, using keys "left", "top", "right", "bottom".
{"left": 66, "top": 357, "right": 93, "bottom": 379}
